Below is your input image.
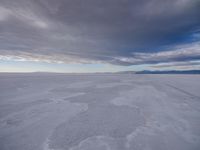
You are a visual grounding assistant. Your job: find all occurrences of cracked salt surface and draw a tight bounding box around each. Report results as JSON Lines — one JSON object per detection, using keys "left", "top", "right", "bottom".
{"left": 0, "top": 73, "right": 200, "bottom": 150}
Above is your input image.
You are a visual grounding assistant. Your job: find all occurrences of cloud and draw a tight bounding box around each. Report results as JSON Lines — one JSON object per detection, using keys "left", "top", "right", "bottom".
{"left": 0, "top": 50, "right": 106, "bottom": 64}
{"left": 0, "top": 42, "right": 200, "bottom": 67}
{"left": 0, "top": 6, "right": 10, "bottom": 21}
{"left": 0, "top": 0, "right": 200, "bottom": 68}
{"left": 114, "top": 42, "right": 200, "bottom": 65}
{"left": 0, "top": 3, "right": 49, "bottom": 28}
{"left": 151, "top": 61, "right": 200, "bottom": 69}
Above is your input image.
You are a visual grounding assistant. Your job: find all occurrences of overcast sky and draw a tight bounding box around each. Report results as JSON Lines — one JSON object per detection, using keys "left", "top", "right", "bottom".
{"left": 0, "top": 0, "right": 200, "bottom": 72}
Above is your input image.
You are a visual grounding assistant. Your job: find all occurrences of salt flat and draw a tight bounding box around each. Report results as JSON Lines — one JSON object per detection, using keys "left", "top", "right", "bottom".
{"left": 0, "top": 73, "right": 200, "bottom": 150}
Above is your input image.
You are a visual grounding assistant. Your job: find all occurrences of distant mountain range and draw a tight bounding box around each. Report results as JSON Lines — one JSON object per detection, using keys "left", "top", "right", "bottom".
{"left": 1, "top": 70, "right": 200, "bottom": 74}
{"left": 135, "top": 70, "right": 200, "bottom": 74}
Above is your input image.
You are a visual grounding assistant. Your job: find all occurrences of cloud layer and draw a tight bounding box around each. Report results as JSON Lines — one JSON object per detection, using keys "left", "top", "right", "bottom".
{"left": 0, "top": 0, "right": 200, "bottom": 68}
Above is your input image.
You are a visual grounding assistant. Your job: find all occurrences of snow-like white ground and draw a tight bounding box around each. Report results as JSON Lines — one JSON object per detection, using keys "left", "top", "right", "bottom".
{"left": 0, "top": 73, "right": 200, "bottom": 150}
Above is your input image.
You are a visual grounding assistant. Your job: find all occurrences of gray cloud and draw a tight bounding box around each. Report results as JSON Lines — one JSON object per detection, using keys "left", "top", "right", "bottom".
{"left": 114, "top": 42, "right": 200, "bottom": 65}
{"left": 1, "top": 42, "right": 200, "bottom": 67}
{"left": 0, "top": 0, "right": 200, "bottom": 66}
{"left": 151, "top": 61, "right": 200, "bottom": 69}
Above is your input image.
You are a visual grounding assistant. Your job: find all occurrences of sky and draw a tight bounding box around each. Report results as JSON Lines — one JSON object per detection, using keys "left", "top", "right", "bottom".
{"left": 0, "top": 0, "right": 200, "bottom": 72}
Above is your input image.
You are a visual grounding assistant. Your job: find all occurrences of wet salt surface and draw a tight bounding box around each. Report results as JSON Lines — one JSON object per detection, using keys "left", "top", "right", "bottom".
{"left": 0, "top": 73, "right": 200, "bottom": 150}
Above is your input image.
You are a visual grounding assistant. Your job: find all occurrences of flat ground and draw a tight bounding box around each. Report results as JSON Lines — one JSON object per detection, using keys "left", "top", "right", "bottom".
{"left": 0, "top": 73, "right": 200, "bottom": 150}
